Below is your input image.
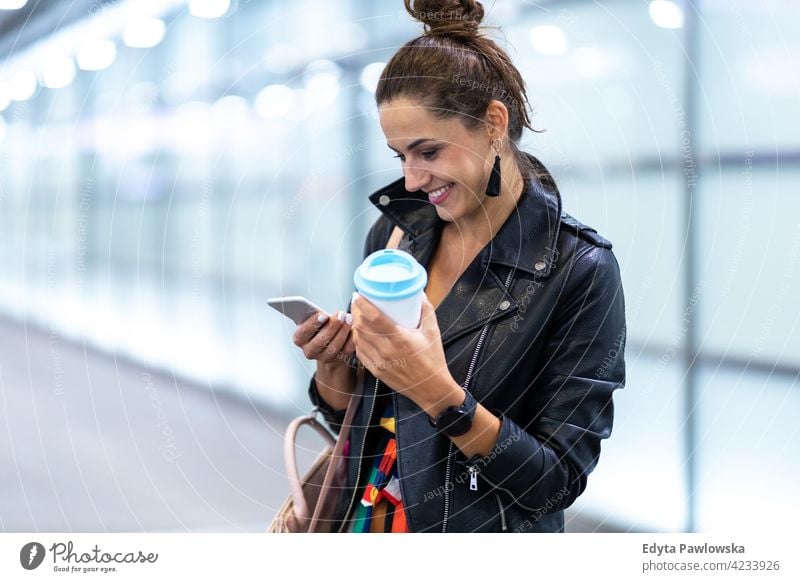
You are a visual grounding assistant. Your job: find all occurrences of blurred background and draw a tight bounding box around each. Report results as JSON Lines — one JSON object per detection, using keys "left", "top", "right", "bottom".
{"left": 0, "top": 0, "right": 798, "bottom": 533}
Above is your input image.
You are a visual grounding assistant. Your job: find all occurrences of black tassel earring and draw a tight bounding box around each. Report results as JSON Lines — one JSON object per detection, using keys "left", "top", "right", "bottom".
{"left": 485, "top": 139, "right": 502, "bottom": 197}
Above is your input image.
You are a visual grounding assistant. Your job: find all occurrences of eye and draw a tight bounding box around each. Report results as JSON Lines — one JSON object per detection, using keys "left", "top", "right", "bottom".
{"left": 392, "top": 149, "right": 439, "bottom": 162}
{"left": 420, "top": 149, "right": 438, "bottom": 160}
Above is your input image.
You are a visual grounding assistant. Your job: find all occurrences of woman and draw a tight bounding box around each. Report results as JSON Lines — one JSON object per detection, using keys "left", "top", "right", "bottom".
{"left": 292, "top": 0, "right": 626, "bottom": 533}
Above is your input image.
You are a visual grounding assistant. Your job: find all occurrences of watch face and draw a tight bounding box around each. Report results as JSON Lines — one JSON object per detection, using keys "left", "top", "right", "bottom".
{"left": 438, "top": 408, "right": 472, "bottom": 437}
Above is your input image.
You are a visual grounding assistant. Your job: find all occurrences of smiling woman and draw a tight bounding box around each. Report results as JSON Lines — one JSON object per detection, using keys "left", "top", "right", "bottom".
{"left": 296, "top": 0, "right": 628, "bottom": 533}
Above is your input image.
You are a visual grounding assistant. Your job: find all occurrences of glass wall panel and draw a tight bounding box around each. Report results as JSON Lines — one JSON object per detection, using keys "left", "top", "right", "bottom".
{"left": 695, "top": 365, "right": 800, "bottom": 533}
{"left": 699, "top": 0, "right": 800, "bottom": 153}
{"left": 697, "top": 167, "right": 800, "bottom": 365}
{"left": 510, "top": 0, "right": 685, "bottom": 169}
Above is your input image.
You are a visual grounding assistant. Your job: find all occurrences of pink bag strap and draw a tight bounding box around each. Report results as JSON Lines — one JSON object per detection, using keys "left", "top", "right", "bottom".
{"left": 283, "top": 415, "right": 337, "bottom": 521}
{"left": 386, "top": 226, "right": 403, "bottom": 250}
{"left": 308, "top": 366, "right": 365, "bottom": 532}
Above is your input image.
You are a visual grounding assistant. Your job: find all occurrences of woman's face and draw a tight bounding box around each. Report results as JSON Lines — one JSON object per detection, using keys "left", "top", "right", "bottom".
{"left": 378, "top": 97, "right": 494, "bottom": 223}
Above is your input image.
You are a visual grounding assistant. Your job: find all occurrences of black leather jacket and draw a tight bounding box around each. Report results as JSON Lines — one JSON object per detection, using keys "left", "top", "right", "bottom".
{"left": 309, "top": 154, "right": 627, "bottom": 532}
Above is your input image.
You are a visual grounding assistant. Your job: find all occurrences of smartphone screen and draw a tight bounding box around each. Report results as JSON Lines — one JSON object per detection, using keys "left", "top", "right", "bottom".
{"left": 267, "top": 296, "right": 326, "bottom": 325}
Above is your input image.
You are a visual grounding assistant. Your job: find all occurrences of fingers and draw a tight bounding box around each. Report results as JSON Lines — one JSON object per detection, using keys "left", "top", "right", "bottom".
{"left": 342, "top": 335, "right": 355, "bottom": 357}
{"left": 292, "top": 311, "right": 330, "bottom": 347}
{"left": 302, "top": 311, "right": 352, "bottom": 361}
{"left": 351, "top": 292, "right": 396, "bottom": 335}
{"left": 321, "top": 316, "right": 353, "bottom": 360}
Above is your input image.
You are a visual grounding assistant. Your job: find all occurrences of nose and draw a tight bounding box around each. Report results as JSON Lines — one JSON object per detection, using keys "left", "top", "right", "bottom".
{"left": 403, "top": 163, "right": 430, "bottom": 192}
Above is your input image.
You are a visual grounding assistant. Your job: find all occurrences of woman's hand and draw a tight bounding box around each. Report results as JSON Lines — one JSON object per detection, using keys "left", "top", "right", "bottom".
{"left": 350, "top": 292, "right": 461, "bottom": 413}
{"left": 292, "top": 310, "right": 355, "bottom": 368}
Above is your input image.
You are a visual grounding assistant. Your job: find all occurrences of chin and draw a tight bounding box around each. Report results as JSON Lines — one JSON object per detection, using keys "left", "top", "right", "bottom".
{"left": 432, "top": 205, "right": 460, "bottom": 223}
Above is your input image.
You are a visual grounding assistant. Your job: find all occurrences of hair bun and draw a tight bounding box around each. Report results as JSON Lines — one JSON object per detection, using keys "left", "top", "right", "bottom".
{"left": 404, "top": 0, "right": 485, "bottom": 36}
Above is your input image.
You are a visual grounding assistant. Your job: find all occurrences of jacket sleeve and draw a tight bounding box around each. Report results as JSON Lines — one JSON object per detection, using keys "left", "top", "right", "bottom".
{"left": 306, "top": 214, "right": 396, "bottom": 434}
{"left": 473, "top": 245, "right": 627, "bottom": 516}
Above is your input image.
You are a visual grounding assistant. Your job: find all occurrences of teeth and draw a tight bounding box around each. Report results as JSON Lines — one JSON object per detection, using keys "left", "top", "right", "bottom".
{"left": 430, "top": 183, "right": 453, "bottom": 199}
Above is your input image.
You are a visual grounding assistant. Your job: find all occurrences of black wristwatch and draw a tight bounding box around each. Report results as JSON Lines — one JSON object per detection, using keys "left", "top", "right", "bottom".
{"left": 428, "top": 389, "right": 477, "bottom": 437}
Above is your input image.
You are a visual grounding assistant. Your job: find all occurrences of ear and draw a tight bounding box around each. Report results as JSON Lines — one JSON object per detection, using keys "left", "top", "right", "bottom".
{"left": 484, "top": 99, "right": 510, "bottom": 142}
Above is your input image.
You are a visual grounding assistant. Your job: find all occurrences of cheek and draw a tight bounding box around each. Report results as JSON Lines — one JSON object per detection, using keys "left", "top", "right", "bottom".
{"left": 461, "top": 156, "right": 487, "bottom": 191}
{"left": 459, "top": 168, "right": 487, "bottom": 202}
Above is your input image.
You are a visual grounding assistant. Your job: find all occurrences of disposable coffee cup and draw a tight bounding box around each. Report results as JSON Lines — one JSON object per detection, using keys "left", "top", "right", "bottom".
{"left": 353, "top": 249, "right": 428, "bottom": 329}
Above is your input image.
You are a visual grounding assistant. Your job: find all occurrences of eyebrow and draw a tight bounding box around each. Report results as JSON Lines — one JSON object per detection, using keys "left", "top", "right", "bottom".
{"left": 386, "top": 138, "right": 436, "bottom": 153}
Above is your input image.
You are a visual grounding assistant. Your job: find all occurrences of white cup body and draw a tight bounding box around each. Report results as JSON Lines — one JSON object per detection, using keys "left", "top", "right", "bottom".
{"left": 365, "top": 292, "right": 423, "bottom": 329}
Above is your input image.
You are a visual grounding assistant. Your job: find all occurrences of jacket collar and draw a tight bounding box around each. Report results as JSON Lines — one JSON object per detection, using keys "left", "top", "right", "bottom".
{"left": 367, "top": 153, "right": 562, "bottom": 278}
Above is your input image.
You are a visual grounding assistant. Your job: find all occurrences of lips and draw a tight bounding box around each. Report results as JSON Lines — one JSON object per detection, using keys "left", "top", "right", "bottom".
{"left": 427, "top": 182, "right": 454, "bottom": 205}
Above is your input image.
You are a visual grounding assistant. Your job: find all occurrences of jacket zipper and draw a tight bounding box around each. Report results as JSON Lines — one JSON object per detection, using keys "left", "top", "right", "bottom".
{"left": 441, "top": 325, "right": 486, "bottom": 532}
{"left": 337, "top": 376, "right": 380, "bottom": 533}
{"left": 495, "top": 493, "right": 508, "bottom": 532}
{"left": 441, "top": 268, "right": 515, "bottom": 532}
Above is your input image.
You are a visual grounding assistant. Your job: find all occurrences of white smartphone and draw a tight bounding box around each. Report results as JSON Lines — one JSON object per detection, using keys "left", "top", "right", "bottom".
{"left": 267, "top": 295, "right": 327, "bottom": 326}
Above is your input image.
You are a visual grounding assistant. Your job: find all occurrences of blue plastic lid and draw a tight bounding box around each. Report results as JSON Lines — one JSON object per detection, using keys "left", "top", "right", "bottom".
{"left": 353, "top": 249, "right": 428, "bottom": 301}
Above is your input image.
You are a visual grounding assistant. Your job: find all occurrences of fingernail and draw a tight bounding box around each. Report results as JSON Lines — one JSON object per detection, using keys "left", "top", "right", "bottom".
{"left": 345, "top": 313, "right": 353, "bottom": 325}
{"left": 317, "top": 313, "right": 329, "bottom": 323}
{"left": 337, "top": 311, "right": 346, "bottom": 322}
{"left": 352, "top": 291, "right": 360, "bottom": 303}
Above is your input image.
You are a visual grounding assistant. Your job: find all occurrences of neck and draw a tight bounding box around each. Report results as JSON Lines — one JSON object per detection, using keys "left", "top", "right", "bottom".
{"left": 447, "top": 156, "right": 525, "bottom": 247}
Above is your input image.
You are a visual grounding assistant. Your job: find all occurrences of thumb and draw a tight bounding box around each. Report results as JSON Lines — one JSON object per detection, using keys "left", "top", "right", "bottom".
{"left": 418, "top": 294, "right": 436, "bottom": 327}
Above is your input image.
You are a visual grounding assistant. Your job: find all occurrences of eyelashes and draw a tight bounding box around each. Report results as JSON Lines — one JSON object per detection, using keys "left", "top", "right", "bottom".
{"left": 393, "top": 150, "right": 439, "bottom": 162}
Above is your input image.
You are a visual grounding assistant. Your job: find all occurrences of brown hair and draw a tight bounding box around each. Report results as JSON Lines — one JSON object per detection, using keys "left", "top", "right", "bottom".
{"left": 376, "top": 0, "right": 540, "bottom": 177}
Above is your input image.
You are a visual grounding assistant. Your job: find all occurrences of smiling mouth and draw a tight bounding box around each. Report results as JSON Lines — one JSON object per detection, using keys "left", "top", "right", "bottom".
{"left": 428, "top": 182, "right": 454, "bottom": 204}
